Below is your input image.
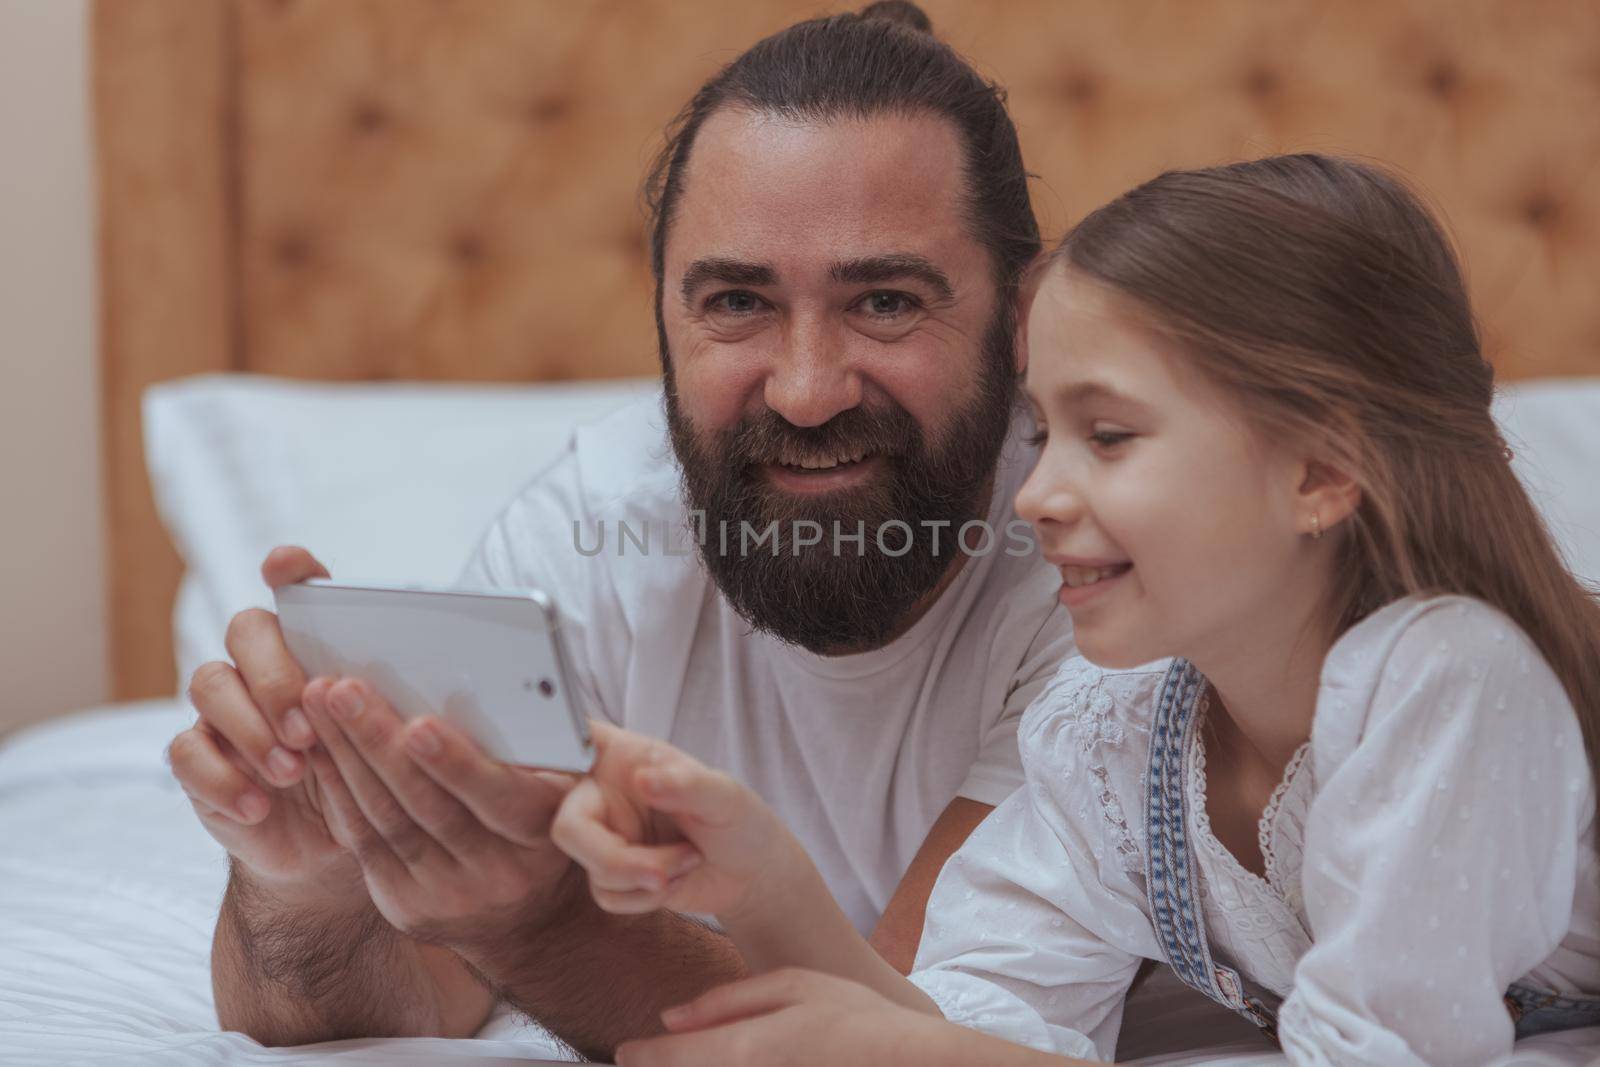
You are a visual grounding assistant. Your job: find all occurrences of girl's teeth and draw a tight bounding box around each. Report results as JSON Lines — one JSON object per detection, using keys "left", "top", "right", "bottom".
{"left": 1063, "top": 564, "right": 1128, "bottom": 588}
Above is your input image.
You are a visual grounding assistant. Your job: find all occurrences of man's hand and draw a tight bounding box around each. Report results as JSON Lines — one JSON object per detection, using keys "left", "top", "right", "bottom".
{"left": 176, "top": 547, "right": 494, "bottom": 1046}
{"left": 298, "top": 674, "right": 580, "bottom": 953}
{"left": 167, "top": 546, "right": 358, "bottom": 901}
{"left": 296, "top": 687, "right": 764, "bottom": 1061}
{"left": 550, "top": 722, "right": 788, "bottom": 919}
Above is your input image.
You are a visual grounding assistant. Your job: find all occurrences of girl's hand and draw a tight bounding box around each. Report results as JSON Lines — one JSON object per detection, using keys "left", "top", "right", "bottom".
{"left": 614, "top": 969, "right": 958, "bottom": 1067}
{"left": 551, "top": 722, "right": 789, "bottom": 918}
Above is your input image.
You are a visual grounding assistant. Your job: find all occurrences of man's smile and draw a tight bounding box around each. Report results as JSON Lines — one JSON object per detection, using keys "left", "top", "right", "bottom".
{"left": 762, "top": 453, "right": 885, "bottom": 494}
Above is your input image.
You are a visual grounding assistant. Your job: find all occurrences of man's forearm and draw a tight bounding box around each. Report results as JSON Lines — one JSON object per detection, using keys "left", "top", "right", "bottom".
{"left": 468, "top": 868, "right": 746, "bottom": 1062}
{"left": 213, "top": 862, "right": 474, "bottom": 1045}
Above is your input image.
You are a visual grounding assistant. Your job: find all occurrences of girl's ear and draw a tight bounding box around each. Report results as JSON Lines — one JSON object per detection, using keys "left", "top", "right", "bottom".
{"left": 1295, "top": 459, "right": 1361, "bottom": 537}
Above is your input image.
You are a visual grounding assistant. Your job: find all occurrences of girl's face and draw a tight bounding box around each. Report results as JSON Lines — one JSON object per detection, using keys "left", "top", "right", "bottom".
{"left": 1015, "top": 268, "right": 1313, "bottom": 670}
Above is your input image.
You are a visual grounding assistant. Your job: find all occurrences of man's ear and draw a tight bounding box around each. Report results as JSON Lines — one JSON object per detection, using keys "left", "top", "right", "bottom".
{"left": 1013, "top": 251, "right": 1052, "bottom": 378}
{"left": 1295, "top": 459, "right": 1361, "bottom": 537}
{"left": 1014, "top": 300, "right": 1030, "bottom": 376}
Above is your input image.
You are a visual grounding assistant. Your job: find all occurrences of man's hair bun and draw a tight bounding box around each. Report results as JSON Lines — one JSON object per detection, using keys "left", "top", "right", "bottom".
{"left": 858, "top": 1, "right": 933, "bottom": 35}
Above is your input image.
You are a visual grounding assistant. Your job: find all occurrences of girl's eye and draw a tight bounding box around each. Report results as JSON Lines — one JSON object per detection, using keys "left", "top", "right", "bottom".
{"left": 1089, "top": 430, "right": 1134, "bottom": 451}
{"left": 1025, "top": 425, "right": 1049, "bottom": 447}
{"left": 708, "top": 291, "right": 766, "bottom": 315}
{"left": 857, "top": 291, "right": 920, "bottom": 318}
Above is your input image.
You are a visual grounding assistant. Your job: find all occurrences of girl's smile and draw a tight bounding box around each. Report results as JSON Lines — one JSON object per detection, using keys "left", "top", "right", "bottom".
{"left": 1047, "top": 556, "right": 1134, "bottom": 606}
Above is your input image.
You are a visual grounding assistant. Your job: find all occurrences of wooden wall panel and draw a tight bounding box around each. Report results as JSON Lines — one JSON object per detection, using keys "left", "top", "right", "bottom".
{"left": 965, "top": 0, "right": 1600, "bottom": 380}
{"left": 93, "top": 0, "right": 233, "bottom": 701}
{"left": 233, "top": 0, "right": 831, "bottom": 383}
{"left": 233, "top": 0, "right": 1600, "bottom": 386}
{"left": 97, "top": 0, "right": 1600, "bottom": 700}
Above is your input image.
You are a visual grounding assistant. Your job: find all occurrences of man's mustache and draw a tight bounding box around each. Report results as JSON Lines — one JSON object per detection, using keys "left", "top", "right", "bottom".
{"left": 722, "top": 404, "right": 924, "bottom": 467}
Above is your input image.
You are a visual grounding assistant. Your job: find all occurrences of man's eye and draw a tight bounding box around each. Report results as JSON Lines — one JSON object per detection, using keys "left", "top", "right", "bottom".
{"left": 859, "top": 291, "right": 919, "bottom": 318}
{"left": 709, "top": 291, "right": 765, "bottom": 315}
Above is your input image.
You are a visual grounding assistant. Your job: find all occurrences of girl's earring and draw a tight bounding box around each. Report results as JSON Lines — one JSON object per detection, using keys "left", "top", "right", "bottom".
{"left": 1310, "top": 512, "right": 1323, "bottom": 540}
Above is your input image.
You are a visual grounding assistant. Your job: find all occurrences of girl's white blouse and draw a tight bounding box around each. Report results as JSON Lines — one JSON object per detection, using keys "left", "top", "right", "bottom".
{"left": 908, "top": 596, "right": 1600, "bottom": 1065}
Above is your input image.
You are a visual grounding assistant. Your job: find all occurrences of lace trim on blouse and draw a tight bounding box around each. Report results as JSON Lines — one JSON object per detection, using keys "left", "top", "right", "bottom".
{"left": 1049, "top": 665, "right": 1144, "bottom": 875}
{"left": 1188, "top": 712, "right": 1315, "bottom": 997}
{"left": 1259, "top": 741, "right": 1311, "bottom": 892}
{"left": 1189, "top": 715, "right": 1312, "bottom": 900}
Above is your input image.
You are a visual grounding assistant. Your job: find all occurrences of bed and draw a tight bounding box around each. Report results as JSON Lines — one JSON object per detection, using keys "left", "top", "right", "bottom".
{"left": 3, "top": 374, "right": 1599, "bottom": 1065}
{"left": 9, "top": 1, "right": 1596, "bottom": 1062}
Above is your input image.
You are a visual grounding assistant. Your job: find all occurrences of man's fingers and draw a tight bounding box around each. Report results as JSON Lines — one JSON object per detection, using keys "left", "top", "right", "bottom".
{"left": 303, "top": 701, "right": 376, "bottom": 854}
{"left": 306, "top": 743, "right": 411, "bottom": 890}
{"left": 305, "top": 743, "right": 367, "bottom": 852}
{"left": 187, "top": 659, "right": 304, "bottom": 788}
{"left": 551, "top": 780, "right": 702, "bottom": 893}
{"left": 166, "top": 724, "right": 270, "bottom": 824}
{"left": 224, "top": 607, "right": 316, "bottom": 751}
{"left": 659, "top": 969, "right": 815, "bottom": 1033}
{"left": 321, "top": 681, "right": 504, "bottom": 867}
{"left": 406, "top": 717, "right": 567, "bottom": 844}
{"left": 260, "top": 544, "right": 330, "bottom": 589}
{"left": 255, "top": 545, "right": 329, "bottom": 748}
{"left": 302, "top": 679, "right": 457, "bottom": 872}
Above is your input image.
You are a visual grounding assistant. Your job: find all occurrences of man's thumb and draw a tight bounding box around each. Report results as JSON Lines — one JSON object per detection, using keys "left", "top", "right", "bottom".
{"left": 261, "top": 545, "right": 331, "bottom": 590}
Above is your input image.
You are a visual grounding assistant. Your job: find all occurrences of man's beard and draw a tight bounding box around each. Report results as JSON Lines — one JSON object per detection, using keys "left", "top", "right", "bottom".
{"left": 664, "top": 311, "right": 1021, "bottom": 654}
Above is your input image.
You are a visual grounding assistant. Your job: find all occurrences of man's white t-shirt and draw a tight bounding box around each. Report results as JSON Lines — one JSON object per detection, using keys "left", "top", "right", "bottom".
{"left": 459, "top": 391, "right": 1075, "bottom": 933}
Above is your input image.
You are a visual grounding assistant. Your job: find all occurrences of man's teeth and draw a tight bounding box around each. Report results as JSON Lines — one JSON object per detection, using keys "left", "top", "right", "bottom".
{"left": 781, "top": 449, "right": 871, "bottom": 470}
{"left": 1063, "top": 564, "right": 1129, "bottom": 588}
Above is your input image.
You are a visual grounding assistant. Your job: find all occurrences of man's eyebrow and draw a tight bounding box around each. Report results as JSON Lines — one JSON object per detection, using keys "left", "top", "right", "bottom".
{"left": 830, "top": 254, "right": 954, "bottom": 301}
{"left": 680, "top": 258, "right": 777, "bottom": 303}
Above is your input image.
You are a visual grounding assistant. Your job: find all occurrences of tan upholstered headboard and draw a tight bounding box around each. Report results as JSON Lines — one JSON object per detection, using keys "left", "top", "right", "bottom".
{"left": 95, "top": 0, "right": 1600, "bottom": 702}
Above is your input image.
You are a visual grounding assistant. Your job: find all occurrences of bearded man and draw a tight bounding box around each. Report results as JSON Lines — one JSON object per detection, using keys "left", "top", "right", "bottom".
{"left": 168, "top": 3, "right": 1076, "bottom": 1059}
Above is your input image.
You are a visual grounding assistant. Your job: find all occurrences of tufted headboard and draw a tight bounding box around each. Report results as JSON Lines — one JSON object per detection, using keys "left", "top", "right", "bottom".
{"left": 95, "top": 0, "right": 1600, "bottom": 701}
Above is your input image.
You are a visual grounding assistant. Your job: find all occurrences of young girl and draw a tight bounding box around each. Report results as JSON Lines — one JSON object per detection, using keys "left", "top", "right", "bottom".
{"left": 549, "top": 154, "right": 1600, "bottom": 1066}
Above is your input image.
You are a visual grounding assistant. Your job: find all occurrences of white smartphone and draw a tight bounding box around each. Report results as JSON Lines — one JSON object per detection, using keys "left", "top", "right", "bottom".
{"left": 272, "top": 579, "right": 593, "bottom": 771}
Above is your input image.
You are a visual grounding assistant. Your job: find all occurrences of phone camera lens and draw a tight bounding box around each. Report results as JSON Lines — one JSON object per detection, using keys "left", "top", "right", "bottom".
{"left": 538, "top": 678, "right": 555, "bottom": 698}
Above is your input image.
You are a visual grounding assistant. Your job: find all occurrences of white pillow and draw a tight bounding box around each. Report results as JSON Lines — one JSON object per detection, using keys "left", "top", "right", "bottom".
{"left": 143, "top": 373, "right": 659, "bottom": 693}
{"left": 143, "top": 374, "right": 1600, "bottom": 696}
{"left": 1494, "top": 378, "right": 1600, "bottom": 587}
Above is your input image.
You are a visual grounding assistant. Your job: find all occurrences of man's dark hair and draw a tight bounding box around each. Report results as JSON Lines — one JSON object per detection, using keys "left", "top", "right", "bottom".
{"left": 643, "top": 0, "right": 1040, "bottom": 359}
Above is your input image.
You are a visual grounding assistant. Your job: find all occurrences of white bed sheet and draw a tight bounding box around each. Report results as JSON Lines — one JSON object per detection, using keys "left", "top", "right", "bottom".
{"left": 7, "top": 376, "right": 1599, "bottom": 1065}
{"left": 3, "top": 703, "right": 1596, "bottom": 1065}
{"left": 0, "top": 700, "right": 573, "bottom": 1066}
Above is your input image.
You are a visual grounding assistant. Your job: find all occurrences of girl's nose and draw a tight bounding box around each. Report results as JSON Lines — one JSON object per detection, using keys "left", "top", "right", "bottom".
{"left": 1015, "top": 455, "right": 1085, "bottom": 532}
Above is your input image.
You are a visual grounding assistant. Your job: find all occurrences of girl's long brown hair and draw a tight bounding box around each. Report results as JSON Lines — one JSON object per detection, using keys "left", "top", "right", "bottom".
{"left": 1054, "top": 153, "right": 1600, "bottom": 837}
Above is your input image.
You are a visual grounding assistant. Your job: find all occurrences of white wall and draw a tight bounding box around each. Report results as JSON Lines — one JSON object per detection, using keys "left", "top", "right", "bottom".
{"left": 0, "top": 0, "right": 107, "bottom": 736}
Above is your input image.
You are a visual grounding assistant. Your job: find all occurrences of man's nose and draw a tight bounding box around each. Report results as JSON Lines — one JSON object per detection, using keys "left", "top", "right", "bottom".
{"left": 762, "top": 316, "right": 862, "bottom": 428}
